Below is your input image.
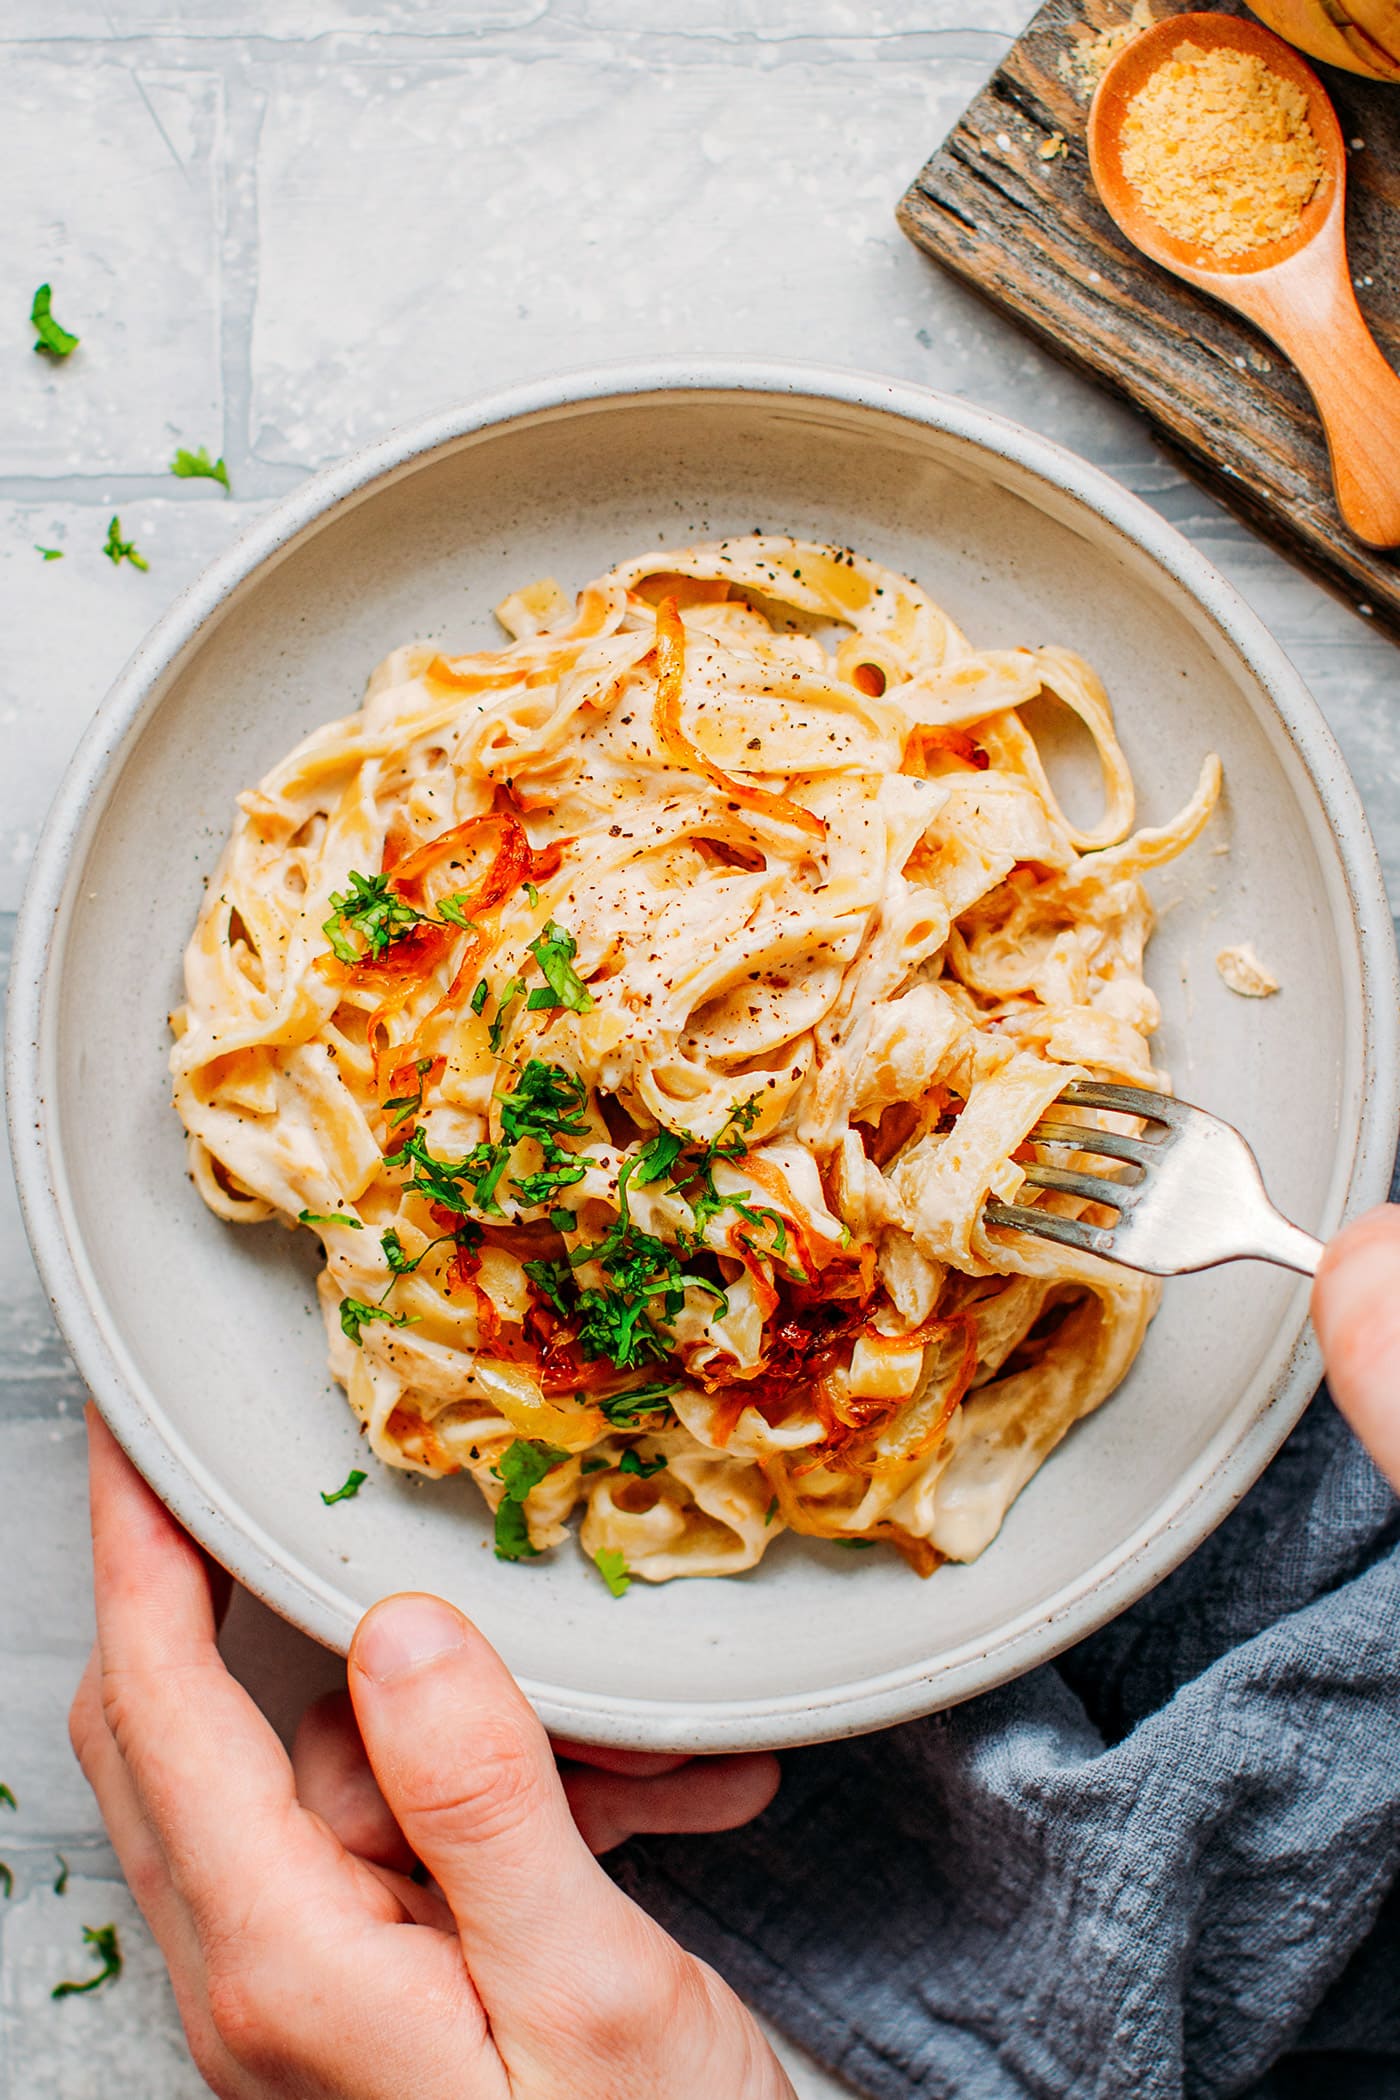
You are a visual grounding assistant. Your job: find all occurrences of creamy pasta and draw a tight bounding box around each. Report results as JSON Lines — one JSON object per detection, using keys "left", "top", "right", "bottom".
{"left": 172, "top": 538, "right": 1220, "bottom": 1584}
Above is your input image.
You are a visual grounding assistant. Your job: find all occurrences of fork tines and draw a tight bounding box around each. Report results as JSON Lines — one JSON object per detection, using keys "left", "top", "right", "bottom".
{"left": 983, "top": 1079, "right": 1176, "bottom": 1252}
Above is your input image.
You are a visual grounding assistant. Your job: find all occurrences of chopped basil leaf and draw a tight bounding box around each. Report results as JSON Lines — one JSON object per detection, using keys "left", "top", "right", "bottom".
{"left": 618, "top": 1448, "right": 667, "bottom": 1478}
{"left": 320, "top": 1468, "right": 367, "bottom": 1505}
{"left": 764, "top": 1496, "right": 779, "bottom": 1526}
{"left": 525, "top": 920, "right": 594, "bottom": 1014}
{"left": 31, "top": 284, "right": 78, "bottom": 358}
{"left": 339, "top": 1297, "right": 412, "bottom": 1346}
{"left": 298, "top": 1207, "right": 362, "bottom": 1229}
{"left": 594, "top": 1547, "right": 631, "bottom": 1598}
{"left": 548, "top": 1207, "right": 576, "bottom": 1234}
{"left": 523, "top": 880, "right": 539, "bottom": 908}
{"left": 169, "top": 445, "right": 230, "bottom": 491}
{"left": 52, "top": 1924, "right": 122, "bottom": 1999}
{"left": 580, "top": 1457, "right": 609, "bottom": 1475}
{"left": 470, "top": 977, "right": 490, "bottom": 1016}
{"left": 102, "top": 516, "right": 148, "bottom": 571}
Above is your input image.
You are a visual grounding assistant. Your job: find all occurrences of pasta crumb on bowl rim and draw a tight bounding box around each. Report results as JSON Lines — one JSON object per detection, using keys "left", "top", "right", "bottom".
{"left": 9, "top": 364, "right": 1399, "bottom": 1750}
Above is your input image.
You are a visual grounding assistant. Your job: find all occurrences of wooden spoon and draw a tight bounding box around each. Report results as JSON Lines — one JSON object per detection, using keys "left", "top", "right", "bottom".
{"left": 1088, "top": 10, "right": 1400, "bottom": 547}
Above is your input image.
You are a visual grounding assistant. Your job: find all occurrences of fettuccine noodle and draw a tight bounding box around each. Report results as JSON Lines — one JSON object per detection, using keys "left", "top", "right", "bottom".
{"left": 172, "top": 538, "right": 1220, "bottom": 1583}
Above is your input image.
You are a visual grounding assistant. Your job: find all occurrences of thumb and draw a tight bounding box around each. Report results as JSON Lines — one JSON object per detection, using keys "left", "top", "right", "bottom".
{"left": 348, "top": 1592, "right": 657, "bottom": 2023}
{"left": 1313, "top": 1204, "right": 1400, "bottom": 1493}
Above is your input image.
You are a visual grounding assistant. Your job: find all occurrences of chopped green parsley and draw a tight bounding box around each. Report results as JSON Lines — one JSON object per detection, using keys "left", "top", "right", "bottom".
{"left": 0, "top": 1864, "right": 11, "bottom": 1900}
{"left": 322, "top": 871, "right": 473, "bottom": 965}
{"left": 34, "top": 545, "right": 63, "bottom": 560}
{"left": 298, "top": 1208, "right": 362, "bottom": 1229}
{"left": 53, "top": 1856, "right": 69, "bottom": 1896}
{"left": 491, "top": 1437, "right": 568, "bottom": 1562}
{"left": 169, "top": 445, "right": 230, "bottom": 491}
{"left": 30, "top": 284, "right": 78, "bottom": 358}
{"left": 102, "top": 517, "right": 147, "bottom": 571}
{"left": 382, "top": 1054, "right": 435, "bottom": 1130}
{"left": 618, "top": 1448, "right": 668, "bottom": 1478}
{"left": 339, "top": 1297, "right": 413, "bottom": 1346}
{"left": 320, "top": 1468, "right": 367, "bottom": 1505}
{"left": 52, "top": 1924, "right": 122, "bottom": 1999}
{"left": 487, "top": 976, "right": 524, "bottom": 1053}
{"left": 593, "top": 1547, "right": 631, "bottom": 1598}
{"left": 0, "top": 1786, "right": 15, "bottom": 1812}
{"left": 525, "top": 920, "right": 594, "bottom": 1013}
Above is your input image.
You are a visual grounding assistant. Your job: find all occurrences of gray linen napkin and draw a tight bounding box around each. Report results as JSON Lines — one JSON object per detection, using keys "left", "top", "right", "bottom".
{"left": 613, "top": 1379, "right": 1400, "bottom": 2098}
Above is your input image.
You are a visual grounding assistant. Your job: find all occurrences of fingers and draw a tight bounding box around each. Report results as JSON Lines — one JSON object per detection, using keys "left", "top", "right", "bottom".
{"left": 69, "top": 1649, "right": 190, "bottom": 1961}
{"left": 69, "top": 1648, "right": 247, "bottom": 2092}
{"left": 1314, "top": 1204, "right": 1400, "bottom": 1493}
{"left": 84, "top": 1410, "right": 323, "bottom": 1934}
{"left": 562, "top": 1751, "right": 782, "bottom": 1855}
{"left": 552, "top": 1738, "right": 691, "bottom": 1778}
{"left": 292, "top": 1692, "right": 416, "bottom": 1874}
{"left": 349, "top": 1594, "right": 652, "bottom": 2013}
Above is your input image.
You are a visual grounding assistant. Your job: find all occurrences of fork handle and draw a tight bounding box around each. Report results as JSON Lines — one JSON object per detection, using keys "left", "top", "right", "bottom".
{"left": 1242, "top": 1213, "right": 1324, "bottom": 1278}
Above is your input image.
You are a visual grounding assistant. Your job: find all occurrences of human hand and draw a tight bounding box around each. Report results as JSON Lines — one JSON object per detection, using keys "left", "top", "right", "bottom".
{"left": 1313, "top": 1203, "right": 1400, "bottom": 1493}
{"left": 70, "top": 1408, "right": 793, "bottom": 2099}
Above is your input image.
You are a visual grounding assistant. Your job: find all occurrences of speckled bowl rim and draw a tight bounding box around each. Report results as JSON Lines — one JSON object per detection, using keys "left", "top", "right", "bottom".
{"left": 8, "top": 360, "right": 1399, "bottom": 1750}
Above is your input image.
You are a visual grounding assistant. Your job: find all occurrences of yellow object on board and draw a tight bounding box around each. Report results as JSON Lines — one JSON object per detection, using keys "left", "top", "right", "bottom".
{"left": 1247, "top": 0, "right": 1400, "bottom": 79}
{"left": 1119, "top": 40, "right": 1326, "bottom": 257}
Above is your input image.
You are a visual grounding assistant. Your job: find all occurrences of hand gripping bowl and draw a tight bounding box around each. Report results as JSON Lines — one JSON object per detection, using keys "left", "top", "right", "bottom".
{"left": 9, "top": 364, "right": 1399, "bottom": 1752}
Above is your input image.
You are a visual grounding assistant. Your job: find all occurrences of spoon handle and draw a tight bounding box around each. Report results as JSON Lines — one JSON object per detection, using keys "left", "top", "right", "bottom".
{"left": 1255, "top": 274, "right": 1400, "bottom": 548}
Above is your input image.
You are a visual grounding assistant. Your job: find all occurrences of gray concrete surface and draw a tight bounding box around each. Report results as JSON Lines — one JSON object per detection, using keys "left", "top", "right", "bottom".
{"left": 1, "top": 2, "right": 1397, "bottom": 2094}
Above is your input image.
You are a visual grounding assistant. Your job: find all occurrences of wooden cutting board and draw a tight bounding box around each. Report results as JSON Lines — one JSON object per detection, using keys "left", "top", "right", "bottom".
{"left": 898, "top": 0, "right": 1400, "bottom": 635}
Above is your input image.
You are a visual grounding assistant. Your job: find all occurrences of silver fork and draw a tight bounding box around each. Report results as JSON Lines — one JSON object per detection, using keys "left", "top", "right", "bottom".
{"left": 983, "top": 1080, "right": 1324, "bottom": 1278}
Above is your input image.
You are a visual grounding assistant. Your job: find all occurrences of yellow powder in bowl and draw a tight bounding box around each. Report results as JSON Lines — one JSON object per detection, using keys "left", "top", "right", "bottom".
{"left": 1119, "top": 41, "right": 1325, "bottom": 258}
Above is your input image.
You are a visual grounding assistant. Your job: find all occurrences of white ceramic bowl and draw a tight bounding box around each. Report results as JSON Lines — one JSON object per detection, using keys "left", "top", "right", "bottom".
{"left": 10, "top": 364, "right": 1399, "bottom": 1751}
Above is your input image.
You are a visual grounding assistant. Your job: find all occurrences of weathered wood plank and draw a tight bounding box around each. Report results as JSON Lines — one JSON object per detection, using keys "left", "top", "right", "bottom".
{"left": 898, "top": 0, "right": 1400, "bottom": 635}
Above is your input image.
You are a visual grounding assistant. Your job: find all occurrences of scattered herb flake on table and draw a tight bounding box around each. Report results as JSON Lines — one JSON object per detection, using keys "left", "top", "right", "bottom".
{"left": 170, "top": 444, "right": 230, "bottom": 491}
{"left": 30, "top": 284, "right": 78, "bottom": 358}
{"left": 52, "top": 1924, "right": 122, "bottom": 1999}
{"left": 0, "top": 1863, "right": 11, "bottom": 1900}
{"left": 0, "top": 1785, "right": 16, "bottom": 1811}
{"left": 321, "top": 1468, "right": 367, "bottom": 1506}
{"left": 103, "top": 517, "right": 148, "bottom": 571}
{"left": 53, "top": 1855, "right": 69, "bottom": 1896}
{"left": 34, "top": 545, "right": 63, "bottom": 560}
